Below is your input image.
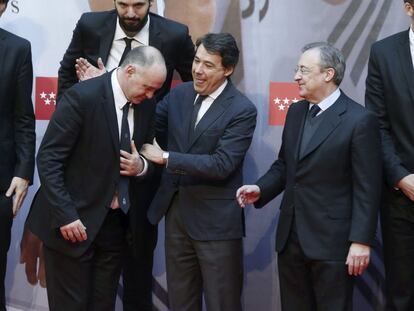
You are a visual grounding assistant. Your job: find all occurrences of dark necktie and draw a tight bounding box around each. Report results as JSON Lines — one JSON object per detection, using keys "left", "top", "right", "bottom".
{"left": 119, "top": 38, "right": 133, "bottom": 66}
{"left": 191, "top": 95, "right": 207, "bottom": 130}
{"left": 118, "top": 103, "right": 131, "bottom": 213}
{"left": 309, "top": 104, "right": 321, "bottom": 118}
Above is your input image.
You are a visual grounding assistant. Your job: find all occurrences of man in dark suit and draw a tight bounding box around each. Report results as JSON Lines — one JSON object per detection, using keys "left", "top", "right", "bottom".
{"left": 0, "top": 1, "right": 35, "bottom": 309}
{"left": 237, "top": 42, "right": 381, "bottom": 311}
{"left": 27, "top": 46, "right": 166, "bottom": 311}
{"left": 60, "top": 0, "right": 194, "bottom": 102}
{"left": 365, "top": 1, "right": 414, "bottom": 309}
{"left": 141, "top": 33, "right": 257, "bottom": 311}
{"left": 23, "top": 1, "right": 194, "bottom": 309}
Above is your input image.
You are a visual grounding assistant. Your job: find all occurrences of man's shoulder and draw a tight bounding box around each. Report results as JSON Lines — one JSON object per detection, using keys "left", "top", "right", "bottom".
{"left": 78, "top": 9, "right": 116, "bottom": 26}
{"left": 372, "top": 29, "right": 407, "bottom": 52}
{"left": 149, "top": 12, "right": 189, "bottom": 33}
{"left": 0, "top": 28, "right": 30, "bottom": 50}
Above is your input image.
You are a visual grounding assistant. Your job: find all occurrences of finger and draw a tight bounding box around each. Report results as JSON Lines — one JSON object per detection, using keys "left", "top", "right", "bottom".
{"left": 60, "top": 229, "right": 69, "bottom": 241}
{"left": 120, "top": 150, "right": 132, "bottom": 159}
{"left": 24, "top": 256, "right": 39, "bottom": 285}
{"left": 153, "top": 138, "right": 160, "bottom": 148}
{"left": 72, "top": 227, "right": 83, "bottom": 242}
{"left": 79, "top": 226, "right": 87, "bottom": 241}
{"left": 130, "top": 140, "right": 138, "bottom": 154}
{"left": 97, "top": 57, "right": 105, "bottom": 70}
{"left": 67, "top": 230, "right": 76, "bottom": 243}
{"left": 5, "top": 183, "right": 15, "bottom": 197}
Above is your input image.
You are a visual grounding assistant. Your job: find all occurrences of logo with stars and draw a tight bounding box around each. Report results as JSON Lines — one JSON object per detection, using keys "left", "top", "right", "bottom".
{"left": 269, "top": 82, "right": 302, "bottom": 126}
{"left": 35, "top": 77, "right": 58, "bottom": 120}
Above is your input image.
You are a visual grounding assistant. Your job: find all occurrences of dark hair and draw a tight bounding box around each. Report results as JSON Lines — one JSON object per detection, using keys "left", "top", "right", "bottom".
{"left": 120, "top": 45, "right": 165, "bottom": 69}
{"left": 0, "top": 0, "right": 9, "bottom": 5}
{"left": 195, "top": 33, "right": 239, "bottom": 69}
{"left": 302, "top": 42, "right": 346, "bottom": 86}
{"left": 404, "top": 0, "right": 414, "bottom": 5}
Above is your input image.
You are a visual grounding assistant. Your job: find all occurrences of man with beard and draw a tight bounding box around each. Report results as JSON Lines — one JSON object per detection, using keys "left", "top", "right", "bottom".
{"left": 26, "top": 1, "right": 193, "bottom": 310}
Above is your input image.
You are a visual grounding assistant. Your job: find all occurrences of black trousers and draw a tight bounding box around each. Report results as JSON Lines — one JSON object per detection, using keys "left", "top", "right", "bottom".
{"left": 122, "top": 225, "right": 156, "bottom": 311}
{"left": 44, "top": 209, "right": 127, "bottom": 311}
{"left": 165, "top": 197, "right": 243, "bottom": 311}
{"left": 278, "top": 221, "right": 354, "bottom": 311}
{"left": 381, "top": 189, "right": 414, "bottom": 311}
{"left": 0, "top": 194, "right": 12, "bottom": 311}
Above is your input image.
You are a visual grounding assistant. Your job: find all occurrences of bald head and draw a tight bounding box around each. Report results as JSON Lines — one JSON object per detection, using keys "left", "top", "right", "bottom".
{"left": 117, "top": 46, "right": 167, "bottom": 104}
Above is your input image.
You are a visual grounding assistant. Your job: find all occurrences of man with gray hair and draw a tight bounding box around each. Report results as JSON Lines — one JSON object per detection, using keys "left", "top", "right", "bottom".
{"left": 27, "top": 46, "right": 166, "bottom": 311}
{"left": 237, "top": 42, "right": 382, "bottom": 311}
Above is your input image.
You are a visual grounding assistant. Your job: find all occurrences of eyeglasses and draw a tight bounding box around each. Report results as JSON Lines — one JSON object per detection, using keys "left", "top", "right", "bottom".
{"left": 294, "top": 66, "right": 314, "bottom": 76}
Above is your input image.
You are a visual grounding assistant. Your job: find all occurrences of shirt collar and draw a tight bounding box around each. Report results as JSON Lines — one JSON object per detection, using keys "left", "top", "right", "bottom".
{"left": 111, "top": 69, "right": 129, "bottom": 110}
{"left": 114, "top": 15, "right": 150, "bottom": 45}
{"left": 198, "top": 79, "right": 228, "bottom": 101}
{"left": 310, "top": 88, "right": 340, "bottom": 112}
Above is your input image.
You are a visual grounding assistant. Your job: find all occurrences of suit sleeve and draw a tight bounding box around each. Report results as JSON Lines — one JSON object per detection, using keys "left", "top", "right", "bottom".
{"left": 167, "top": 104, "right": 257, "bottom": 180}
{"left": 174, "top": 26, "right": 194, "bottom": 82}
{"left": 254, "top": 125, "right": 287, "bottom": 208}
{"left": 37, "top": 89, "right": 83, "bottom": 228}
{"left": 13, "top": 41, "right": 36, "bottom": 183}
{"left": 348, "top": 112, "right": 382, "bottom": 245}
{"left": 57, "top": 15, "right": 86, "bottom": 101}
{"left": 365, "top": 45, "right": 409, "bottom": 187}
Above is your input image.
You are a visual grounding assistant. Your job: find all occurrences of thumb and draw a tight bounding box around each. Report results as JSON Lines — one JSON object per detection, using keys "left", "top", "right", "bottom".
{"left": 130, "top": 140, "right": 138, "bottom": 153}
{"left": 5, "top": 183, "right": 15, "bottom": 197}
{"left": 153, "top": 138, "right": 160, "bottom": 148}
{"left": 97, "top": 57, "right": 105, "bottom": 70}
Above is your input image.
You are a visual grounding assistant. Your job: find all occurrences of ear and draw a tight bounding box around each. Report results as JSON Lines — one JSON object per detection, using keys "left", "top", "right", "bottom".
{"left": 224, "top": 66, "right": 234, "bottom": 78}
{"left": 405, "top": 2, "right": 414, "bottom": 17}
{"left": 324, "top": 68, "right": 335, "bottom": 83}
{"left": 126, "top": 64, "right": 136, "bottom": 76}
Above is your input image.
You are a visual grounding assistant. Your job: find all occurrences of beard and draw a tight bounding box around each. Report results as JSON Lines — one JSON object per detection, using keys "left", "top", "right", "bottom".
{"left": 118, "top": 7, "right": 150, "bottom": 34}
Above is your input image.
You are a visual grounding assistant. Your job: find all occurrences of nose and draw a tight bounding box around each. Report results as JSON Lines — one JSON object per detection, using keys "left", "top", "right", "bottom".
{"left": 126, "top": 6, "right": 136, "bottom": 18}
{"left": 294, "top": 71, "right": 301, "bottom": 81}
{"left": 193, "top": 62, "right": 203, "bottom": 74}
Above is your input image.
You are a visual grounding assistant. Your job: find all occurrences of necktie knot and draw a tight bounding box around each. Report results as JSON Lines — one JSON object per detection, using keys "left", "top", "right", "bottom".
{"left": 309, "top": 104, "right": 321, "bottom": 118}
{"left": 119, "top": 38, "right": 134, "bottom": 66}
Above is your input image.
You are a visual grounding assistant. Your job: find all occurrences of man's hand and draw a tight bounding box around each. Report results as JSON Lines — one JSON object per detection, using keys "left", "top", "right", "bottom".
{"left": 121, "top": 140, "right": 144, "bottom": 176}
{"left": 345, "top": 242, "right": 370, "bottom": 276}
{"left": 75, "top": 57, "right": 105, "bottom": 81}
{"left": 140, "top": 138, "right": 165, "bottom": 165}
{"left": 236, "top": 185, "right": 261, "bottom": 208}
{"left": 60, "top": 219, "right": 87, "bottom": 243}
{"left": 397, "top": 174, "right": 414, "bottom": 201}
{"left": 5, "top": 176, "right": 29, "bottom": 216}
{"left": 20, "top": 226, "right": 46, "bottom": 287}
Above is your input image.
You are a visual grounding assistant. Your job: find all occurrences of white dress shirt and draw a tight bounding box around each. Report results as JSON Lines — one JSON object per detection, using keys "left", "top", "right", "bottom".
{"left": 106, "top": 16, "right": 151, "bottom": 71}
{"left": 194, "top": 79, "right": 228, "bottom": 126}
{"left": 309, "top": 88, "right": 341, "bottom": 117}
{"left": 410, "top": 26, "right": 414, "bottom": 68}
{"left": 111, "top": 69, "right": 148, "bottom": 176}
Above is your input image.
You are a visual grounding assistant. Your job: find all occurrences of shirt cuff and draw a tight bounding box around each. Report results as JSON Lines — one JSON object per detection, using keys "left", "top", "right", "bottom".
{"left": 136, "top": 155, "right": 148, "bottom": 176}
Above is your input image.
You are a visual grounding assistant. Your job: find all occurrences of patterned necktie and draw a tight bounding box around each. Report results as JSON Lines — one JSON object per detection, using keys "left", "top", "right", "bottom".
{"left": 191, "top": 95, "right": 207, "bottom": 130}
{"left": 119, "top": 38, "right": 133, "bottom": 66}
{"left": 309, "top": 104, "right": 321, "bottom": 118}
{"left": 118, "top": 103, "right": 131, "bottom": 213}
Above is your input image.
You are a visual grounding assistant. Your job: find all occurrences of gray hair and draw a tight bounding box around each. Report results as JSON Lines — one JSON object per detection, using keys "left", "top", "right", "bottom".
{"left": 120, "top": 45, "right": 165, "bottom": 69}
{"left": 302, "top": 42, "right": 346, "bottom": 86}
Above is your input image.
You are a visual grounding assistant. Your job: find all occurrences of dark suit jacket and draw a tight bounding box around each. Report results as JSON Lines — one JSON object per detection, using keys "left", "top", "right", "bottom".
{"left": 27, "top": 73, "right": 156, "bottom": 257}
{"left": 0, "top": 28, "right": 35, "bottom": 191}
{"left": 57, "top": 10, "right": 194, "bottom": 102}
{"left": 255, "top": 92, "right": 382, "bottom": 261}
{"left": 147, "top": 81, "right": 257, "bottom": 240}
{"left": 366, "top": 30, "right": 414, "bottom": 189}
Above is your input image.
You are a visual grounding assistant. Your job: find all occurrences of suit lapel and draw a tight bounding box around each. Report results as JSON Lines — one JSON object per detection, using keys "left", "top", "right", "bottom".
{"left": 397, "top": 30, "right": 414, "bottom": 104}
{"left": 102, "top": 73, "right": 120, "bottom": 155}
{"left": 187, "top": 83, "right": 233, "bottom": 150}
{"left": 287, "top": 102, "right": 308, "bottom": 162}
{"left": 300, "top": 94, "right": 345, "bottom": 160}
{"left": 148, "top": 14, "right": 163, "bottom": 52}
{"left": 99, "top": 11, "right": 117, "bottom": 65}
